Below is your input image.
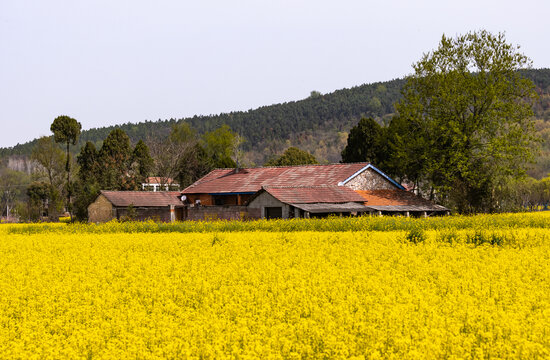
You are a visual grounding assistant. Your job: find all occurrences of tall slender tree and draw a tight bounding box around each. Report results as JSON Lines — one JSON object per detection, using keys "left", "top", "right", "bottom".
{"left": 50, "top": 115, "right": 81, "bottom": 220}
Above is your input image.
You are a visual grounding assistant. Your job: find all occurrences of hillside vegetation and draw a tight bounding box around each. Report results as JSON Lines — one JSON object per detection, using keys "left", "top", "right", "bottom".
{"left": 1, "top": 69, "right": 549, "bottom": 173}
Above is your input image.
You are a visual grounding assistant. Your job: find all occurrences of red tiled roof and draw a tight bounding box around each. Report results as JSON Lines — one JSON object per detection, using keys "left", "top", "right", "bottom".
{"left": 356, "top": 190, "right": 439, "bottom": 207}
{"left": 263, "top": 186, "right": 367, "bottom": 204}
{"left": 182, "top": 163, "right": 371, "bottom": 194}
{"left": 100, "top": 191, "right": 183, "bottom": 207}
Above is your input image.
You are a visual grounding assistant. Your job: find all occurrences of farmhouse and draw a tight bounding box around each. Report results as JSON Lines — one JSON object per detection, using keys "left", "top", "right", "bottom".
{"left": 181, "top": 163, "right": 448, "bottom": 219}
{"left": 88, "top": 163, "right": 448, "bottom": 222}
{"left": 88, "top": 191, "right": 184, "bottom": 223}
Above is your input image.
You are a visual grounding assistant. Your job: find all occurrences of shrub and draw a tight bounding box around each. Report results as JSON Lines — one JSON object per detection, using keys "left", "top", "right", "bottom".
{"left": 406, "top": 228, "right": 426, "bottom": 244}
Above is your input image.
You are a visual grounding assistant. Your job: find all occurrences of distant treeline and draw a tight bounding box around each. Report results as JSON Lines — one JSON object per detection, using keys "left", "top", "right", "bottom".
{"left": 2, "top": 69, "right": 549, "bottom": 166}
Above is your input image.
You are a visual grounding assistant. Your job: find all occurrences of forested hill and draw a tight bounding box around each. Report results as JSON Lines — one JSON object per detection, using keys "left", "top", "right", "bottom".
{"left": 0, "top": 77, "right": 406, "bottom": 164}
{"left": 2, "top": 69, "right": 550, "bottom": 166}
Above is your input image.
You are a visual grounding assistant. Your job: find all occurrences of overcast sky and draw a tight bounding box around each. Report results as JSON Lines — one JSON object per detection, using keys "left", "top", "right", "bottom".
{"left": 1, "top": 0, "right": 549, "bottom": 148}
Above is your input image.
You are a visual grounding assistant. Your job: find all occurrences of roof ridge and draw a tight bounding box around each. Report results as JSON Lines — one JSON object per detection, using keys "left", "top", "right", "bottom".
{"left": 101, "top": 190, "right": 181, "bottom": 193}
{"left": 262, "top": 185, "right": 345, "bottom": 189}
{"left": 210, "top": 162, "right": 370, "bottom": 171}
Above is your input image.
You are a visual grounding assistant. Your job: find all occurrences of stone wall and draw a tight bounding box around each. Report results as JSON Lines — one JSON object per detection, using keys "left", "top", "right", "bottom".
{"left": 88, "top": 195, "right": 114, "bottom": 223}
{"left": 345, "top": 168, "right": 397, "bottom": 191}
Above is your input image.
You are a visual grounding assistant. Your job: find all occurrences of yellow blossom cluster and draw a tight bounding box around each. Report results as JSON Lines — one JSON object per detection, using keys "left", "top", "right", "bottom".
{"left": 0, "top": 218, "right": 549, "bottom": 358}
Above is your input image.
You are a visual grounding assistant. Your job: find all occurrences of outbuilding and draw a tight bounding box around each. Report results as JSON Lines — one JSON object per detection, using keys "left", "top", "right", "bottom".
{"left": 247, "top": 186, "right": 371, "bottom": 219}
{"left": 88, "top": 191, "right": 184, "bottom": 223}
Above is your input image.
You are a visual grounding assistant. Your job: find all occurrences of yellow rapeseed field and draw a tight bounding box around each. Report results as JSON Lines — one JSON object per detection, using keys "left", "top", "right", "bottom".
{"left": 1, "top": 215, "right": 549, "bottom": 359}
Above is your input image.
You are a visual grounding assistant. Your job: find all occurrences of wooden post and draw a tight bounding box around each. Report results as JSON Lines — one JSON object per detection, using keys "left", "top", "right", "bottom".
{"left": 170, "top": 205, "right": 175, "bottom": 222}
{"left": 405, "top": 211, "right": 410, "bottom": 217}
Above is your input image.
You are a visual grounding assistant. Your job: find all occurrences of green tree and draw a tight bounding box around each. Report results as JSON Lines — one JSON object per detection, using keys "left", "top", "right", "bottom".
{"left": 170, "top": 122, "right": 213, "bottom": 187}
{"left": 50, "top": 115, "right": 82, "bottom": 219}
{"left": 26, "top": 181, "right": 51, "bottom": 221}
{"left": 176, "top": 143, "right": 212, "bottom": 187}
{"left": 384, "top": 114, "right": 428, "bottom": 188}
{"left": 395, "top": 30, "right": 538, "bottom": 212}
{"left": 72, "top": 180, "right": 101, "bottom": 221}
{"left": 31, "top": 137, "right": 65, "bottom": 188}
{"left": 340, "top": 117, "right": 385, "bottom": 165}
{"left": 309, "top": 90, "right": 322, "bottom": 98}
{"left": 265, "top": 147, "right": 318, "bottom": 166}
{"left": 30, "top": 137, "right": 65, "bottom": 219}
{"left": 202, "top": 124, "right": 238, "bottom": 168}
{"left": 99, "top": 128, "right": 133, "bottom": 190}
{"left": 150, "top": 122, "right": 204, "bottom": 189}
{"left": 132, "top": 140, "right": 154, "bottom": 185}
{"left": 73, "top": 141, "right": 101, "bottom": 221}
{"left": 0, "top": 168, "right": 29, "bottom": 220}
{"left": 77, "top": 141, "right": 100, "bottom": 184}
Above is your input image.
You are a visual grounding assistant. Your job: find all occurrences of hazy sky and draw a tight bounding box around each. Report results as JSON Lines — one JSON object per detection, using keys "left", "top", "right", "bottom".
{"left": 1, "top": 0, "right": 549, "bottom": 148}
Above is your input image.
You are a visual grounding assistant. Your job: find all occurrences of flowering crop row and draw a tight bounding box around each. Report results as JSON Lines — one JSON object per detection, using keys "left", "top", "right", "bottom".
{"left": 7, "top": 211, "right": 550, "bottom": 235}
{"left": 1, "top": 225, "right": 549, "bottom": 358}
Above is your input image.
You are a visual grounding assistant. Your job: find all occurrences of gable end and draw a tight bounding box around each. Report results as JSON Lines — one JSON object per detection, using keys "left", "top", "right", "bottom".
{"left": 339, "top": 164, "right": 404, "bottom": 191}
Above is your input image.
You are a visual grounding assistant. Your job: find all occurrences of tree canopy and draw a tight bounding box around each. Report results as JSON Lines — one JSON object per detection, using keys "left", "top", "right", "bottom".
{"left": 99, "top": 128, "right": 134, "bottom": 190}
{"left": 340, "top": 117, "right": 386, "bottom": 165}
{"left": 51, "top": 116, "right": 82, "bottom": 146}
{"left": 393, "top": 30, "right": 538, "bottom": 212}
{"left": 265, "top": 147, "right": 318, "bottom": 166}
{"left": 201, "top": 124, "right": 239, "bottom": 168}
{"left": 132, "top": 140, "right": 154, "bottom": 184}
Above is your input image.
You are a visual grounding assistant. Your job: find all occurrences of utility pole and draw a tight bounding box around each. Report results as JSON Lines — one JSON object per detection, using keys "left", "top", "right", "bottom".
{"left": 4, "top": 190, "right": 9, "bottom": 219}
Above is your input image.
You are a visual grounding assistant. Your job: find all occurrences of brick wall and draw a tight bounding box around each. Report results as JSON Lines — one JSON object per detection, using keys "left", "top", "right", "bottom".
{"left": 115, "top": 207, "right": 174, "bottom": 222}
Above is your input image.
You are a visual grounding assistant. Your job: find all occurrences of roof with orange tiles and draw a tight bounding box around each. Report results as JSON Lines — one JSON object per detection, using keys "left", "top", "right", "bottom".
{"left": 259, "top": 186, "right": 367, "bottom": 204}
{"left": 182, "top": 163, "right": 403, "bottom": 194}
{"left": 356, "top": 190, "right": 448, "bottom": 211}
{"left": 100, "top": 191, "right": 184, "bottom": 207}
